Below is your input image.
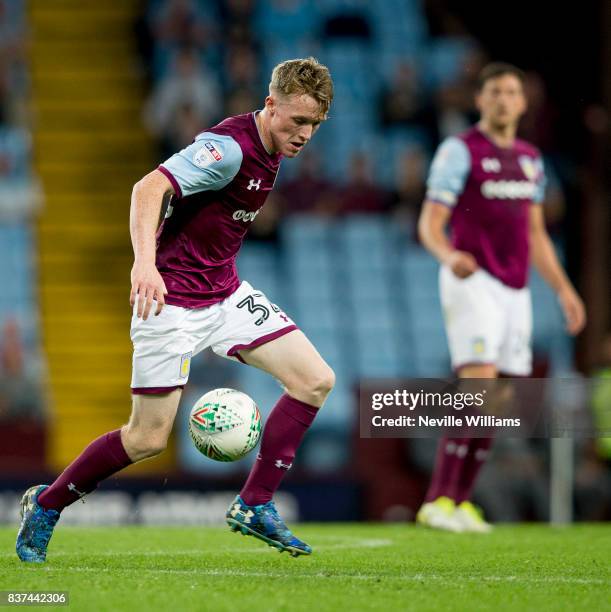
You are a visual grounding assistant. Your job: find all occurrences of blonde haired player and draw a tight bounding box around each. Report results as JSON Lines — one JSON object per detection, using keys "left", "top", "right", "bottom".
{"left": 417, "top": 63, "right": 586, "bottom": 532}
{"left": 17, "top": 58, "right": 335, "bottom": 561}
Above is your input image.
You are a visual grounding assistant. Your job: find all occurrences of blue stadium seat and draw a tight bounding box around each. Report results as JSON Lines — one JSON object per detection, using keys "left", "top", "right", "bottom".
{"left": 285, "top": 245, "right": 335, "bottom": 278}
{"left": 315, "top": 0, "right": 372, "bottom": 18}
{"left": 354, "top": 325, "right": 402, "bottom": 377}
{"left": 347, "top": 275, "right": 392, "bottom": 305}
{"left": 255, "top": 1, "right": 320, "bottom": 45}
{"left": 0, "top": 223, "right": 37, "bottom": 343}
{"left": 400, "top": 250, "right": 440, "bottom": 293}
{"left": 424, "top": 37, "right": 475, "bottom": 88}
{"left": 237, "top": 244, "right": 281, "bottom": 299}
{"left": 281, "top": 215, "right": 333, "bottom": 247}
{"left": 293, "top": 270, "right": 336, "bottom": 303}
{"left": 262, "top": 39, "right": 317, "bottom": 79}
{"left": 376, "top": 129, "right": 431, "bottom": 187}
{"left": 414, "top": 355, "right": 452, "bottom": 378}
{"left": 295, "top": 302, "right": 340, "bottom": 332}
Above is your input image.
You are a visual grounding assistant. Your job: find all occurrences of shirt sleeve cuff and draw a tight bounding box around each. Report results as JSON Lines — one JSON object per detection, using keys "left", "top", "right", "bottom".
{"left": 426, "top": 190, "right": 456, "bottom": 207}
{"left": 158, "top": 165, "right": 183, "bottom": 199}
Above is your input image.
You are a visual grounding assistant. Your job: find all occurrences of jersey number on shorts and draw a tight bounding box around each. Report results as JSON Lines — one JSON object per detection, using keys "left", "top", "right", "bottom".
{"left": 237, "top": 293, "right": 270, "bottom": 326}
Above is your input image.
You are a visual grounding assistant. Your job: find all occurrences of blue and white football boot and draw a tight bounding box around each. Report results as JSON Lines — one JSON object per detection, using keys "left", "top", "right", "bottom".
{"left": 226, "top": 495, "right": 311, "bottom": 557}
{"left": 16, "top": 485, "right": 60, "bottom": 563}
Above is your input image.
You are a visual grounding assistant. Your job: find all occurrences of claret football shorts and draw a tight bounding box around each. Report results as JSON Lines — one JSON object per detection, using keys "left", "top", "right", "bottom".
{"left": 130, "top": 281, "right": 297, "bottom": 394}
{"left": 439, "top": 266, "right": 532, "bottom": 376}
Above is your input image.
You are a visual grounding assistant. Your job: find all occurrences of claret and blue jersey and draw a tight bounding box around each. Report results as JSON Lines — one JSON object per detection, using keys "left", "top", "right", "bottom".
{"left": 426, "top": 126, "right": 547, "bottom": 289}
{"left": 157, "top": 112, "right": 282, "bottom": 309}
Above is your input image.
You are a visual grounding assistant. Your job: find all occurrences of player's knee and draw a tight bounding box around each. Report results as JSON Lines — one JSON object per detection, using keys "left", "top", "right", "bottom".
{"left": 122, "top": 426, "right": 168, "bottom": 461}
{"left": 318, "top": 365, "right": 336, "bottom": 396}
{"left": 131, "top": 436, "right": 167, "bottom": 461}
{"left": 297, "top": 364, "right": 335, "bottom": 405}
{"left": 142, "top": 436, "right": 167, "bottom": 459}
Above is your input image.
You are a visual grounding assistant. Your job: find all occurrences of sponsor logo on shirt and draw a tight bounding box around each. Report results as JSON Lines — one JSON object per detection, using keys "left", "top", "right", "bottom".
{"left": 233, "top": 209, "right": 260, "bottom": 222}
{"left": 481, "top": 180, "right": 536, "bottom": 200}
{"left": 193, "top": 141, "right": 223, "bottom": 168}
{"left": 205, "top": 141, "right": 222, "bottom": 161}
{"left": 481, "top": 157, "right": 501, "bottom": 173}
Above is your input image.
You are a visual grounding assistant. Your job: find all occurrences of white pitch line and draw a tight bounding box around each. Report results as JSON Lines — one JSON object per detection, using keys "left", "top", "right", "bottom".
{"left": 0, "top": 539, "right": 394, "bottom": 558}
{"left": 225, "top": 538, "right": 394, "bottom": 553}
{"left": 30, "top": 566, "right": 608, "bottom": 586}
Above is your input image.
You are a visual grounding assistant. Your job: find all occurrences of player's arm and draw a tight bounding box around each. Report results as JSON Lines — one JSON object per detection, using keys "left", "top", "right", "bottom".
{"left": 418, "top": 136, "right": 477, "bottom": 278}
{"left": 418, "top": 202, "right": 478, "bottom": 278}
{"left": 130, "top": 169, "right": 174, "bottom": 320}
{"left": 528, "top": 204, "right": 586, "bottom": 335}
{"left": 129, "top": 134, "right": 242, "bottom": 320}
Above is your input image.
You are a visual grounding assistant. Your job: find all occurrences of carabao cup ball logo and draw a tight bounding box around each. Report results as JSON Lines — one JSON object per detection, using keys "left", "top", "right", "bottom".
{"left": 189, "top": 388, "right": 261, "bottom": 462}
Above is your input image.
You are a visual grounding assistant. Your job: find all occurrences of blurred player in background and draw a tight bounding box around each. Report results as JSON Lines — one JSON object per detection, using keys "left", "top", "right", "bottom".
{"left": 17, "top": 58, "right": 335, "bottom": 561}
{"left": 417, "top": 63, "right": 586, "bottom": 532}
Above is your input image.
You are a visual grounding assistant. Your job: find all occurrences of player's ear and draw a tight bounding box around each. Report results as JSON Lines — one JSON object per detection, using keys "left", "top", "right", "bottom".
{"left": 264, "top": 95, "right": 276, "bottom": 115}
{"left": 474, "top": 91, "right": 483, "bottom": 113}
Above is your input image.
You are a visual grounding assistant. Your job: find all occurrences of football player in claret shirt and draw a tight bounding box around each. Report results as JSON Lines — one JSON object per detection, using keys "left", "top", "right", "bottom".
{"left": 416, "top": 63, "right": 586, "bottom": 532}
{"left": 17, "top": 58, "right": 335, "bottom": 561}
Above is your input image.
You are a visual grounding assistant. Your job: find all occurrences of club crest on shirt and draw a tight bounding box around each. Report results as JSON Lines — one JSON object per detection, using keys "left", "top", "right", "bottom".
{"left": 193, "top": 141, "right": 223, "bottom": 168}
{"left": 472, "top": 337, "right": 486, "bottom": 356}
{"left": 518, "top": 156, "right": 538, "bottom": 181}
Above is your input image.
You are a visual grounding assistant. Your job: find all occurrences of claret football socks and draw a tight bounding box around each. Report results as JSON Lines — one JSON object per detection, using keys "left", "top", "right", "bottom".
{"left": 239, "top": 394, "right": 318, "bottom": 506}
{"left": 418, "top": 436, "right": 494, "bottom": 533}
{"left": 17, "top": 429, "right": 133, "bottom": 563}
{"left": 229, "top": 394, "right": 319, "bottom": 555}
{"left": 37, "top": 429, "right": 132, "bottom": 512}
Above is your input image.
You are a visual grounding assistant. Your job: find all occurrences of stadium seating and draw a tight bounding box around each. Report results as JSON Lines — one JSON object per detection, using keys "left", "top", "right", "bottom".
{"left": 29, "top": 0, "right": 166, "bottom": 471}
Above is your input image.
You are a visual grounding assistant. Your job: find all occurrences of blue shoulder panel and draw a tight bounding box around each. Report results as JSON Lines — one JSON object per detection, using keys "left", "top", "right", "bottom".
{"left": 532, "top": 156, "right": 546, "bottom": 204}
{"left": 160, "top": 132, "right": 243, "bottom": 198}
{"left": 425, "top": 137, "right": 471, "bottom": 207}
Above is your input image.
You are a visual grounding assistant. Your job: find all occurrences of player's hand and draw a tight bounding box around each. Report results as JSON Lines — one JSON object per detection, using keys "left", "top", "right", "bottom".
{"left": 558, "top": 286, "right": 586, "bottom": 335}
{"left": 446, "top": 250, "right": 479, "bottom": 278}
{"left": 130, "top": 261, "right": 168, "bottom": 320}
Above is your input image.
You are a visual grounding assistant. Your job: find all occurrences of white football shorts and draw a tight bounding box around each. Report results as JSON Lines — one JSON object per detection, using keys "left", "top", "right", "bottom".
{"left": 130, "top": 281, "right": 297, "bottom": 393}
{"left": 439, "top": 265, "right": 532, "bottom": 375}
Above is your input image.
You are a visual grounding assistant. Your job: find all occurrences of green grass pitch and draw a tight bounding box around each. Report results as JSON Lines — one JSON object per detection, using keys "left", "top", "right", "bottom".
{"left": 1, "top": 524, "right": 609, "bottom": 611}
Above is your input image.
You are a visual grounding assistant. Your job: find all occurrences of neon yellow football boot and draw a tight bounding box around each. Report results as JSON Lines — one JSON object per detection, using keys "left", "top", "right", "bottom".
{"left": 453, "top": 501, "right": 492, "bottom": 533}
{"left": 416, "top": 496, "right": 463, "bottom": 532}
